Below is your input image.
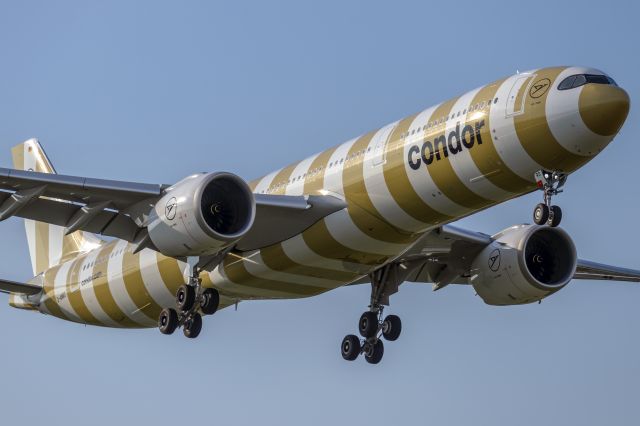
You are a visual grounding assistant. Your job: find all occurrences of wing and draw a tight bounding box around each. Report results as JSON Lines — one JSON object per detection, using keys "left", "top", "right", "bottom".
{"left": 574, "top": 259, "right": 640, "bottom": 282}
{"left": 0, "top": 278, "right": 41, "bottom": 295}
{"left": 0, "top": 167, "right": 345, "bottom": 252}
{"left": 392, "top": 224, "right": 640, "bottom": 287}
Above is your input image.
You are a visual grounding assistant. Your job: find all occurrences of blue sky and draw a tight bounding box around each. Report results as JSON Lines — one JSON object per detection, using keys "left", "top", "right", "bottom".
{"left": 1, "top": 1, "right": 639, "bottom": 425}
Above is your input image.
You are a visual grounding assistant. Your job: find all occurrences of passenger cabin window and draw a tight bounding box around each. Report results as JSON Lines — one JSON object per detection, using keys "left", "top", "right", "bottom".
{"left": 558, "top": 73, "right": 617, "bottom": 90}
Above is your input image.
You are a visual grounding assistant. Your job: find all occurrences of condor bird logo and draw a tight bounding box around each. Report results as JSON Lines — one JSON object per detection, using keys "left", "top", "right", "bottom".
{"left": 488, "top": 249, "right": 501, "bottom": 272}
{"left": 165, "top": 197, "right": 177, "bottom": 220}
{"left": 529, "top": 78, "right": 551, "bottom": 98}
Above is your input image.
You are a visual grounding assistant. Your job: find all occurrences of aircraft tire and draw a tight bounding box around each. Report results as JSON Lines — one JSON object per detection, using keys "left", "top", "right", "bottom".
{"left": 358, "top": 311, "right": 378, "bottom": 338}
{"left": 533, "top": 203, "right": 550, "bottom": 225}
{"left": 364, "top": 339, "right": 384, "bottom": 364}
{"left": 158, "top": 308, "right": 178, "bottom": 335}
{"left": 341, "top": 334, "right": 361, "bottom": 361}
{"left": 549, "top": 205, "right": 562, "bottom": 227}
{"left": 176, "top": 284, "right": 195, "bottom": 312}
{"left": 183, "top": 313, "right": 202, "bottom": 339}
{"left": 382, "top": 315, "right": 402, "bottom": 341}
{"left": 200, "top": 288, "right": 220, "bottom": 315}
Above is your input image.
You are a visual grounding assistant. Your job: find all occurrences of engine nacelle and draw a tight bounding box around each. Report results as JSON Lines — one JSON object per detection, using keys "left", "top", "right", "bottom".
{"left": 147, "top": 172, "right": 255, "bottom": 257}
{"left": 469, "top": 224, "right": 577, "bottom": 306}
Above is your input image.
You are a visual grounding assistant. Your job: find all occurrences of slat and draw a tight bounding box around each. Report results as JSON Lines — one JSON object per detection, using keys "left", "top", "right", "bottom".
{"left": 0, "top": 167, "right": 166, "bottom": 210}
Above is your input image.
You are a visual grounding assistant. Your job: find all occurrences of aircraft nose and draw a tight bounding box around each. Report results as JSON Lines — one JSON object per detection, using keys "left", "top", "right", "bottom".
{"left": 579, "top": 84, "right": 630, "bottom": 136}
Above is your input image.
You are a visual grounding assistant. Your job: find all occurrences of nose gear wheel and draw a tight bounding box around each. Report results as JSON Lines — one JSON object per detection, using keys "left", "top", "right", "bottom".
{"left": 533, "top": 170, "right": 566, "bottom": 227}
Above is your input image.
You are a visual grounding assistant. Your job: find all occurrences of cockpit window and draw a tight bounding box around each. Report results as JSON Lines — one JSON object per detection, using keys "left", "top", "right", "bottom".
{"left": 558, "top": 73, "right": 618, "bottom": 90}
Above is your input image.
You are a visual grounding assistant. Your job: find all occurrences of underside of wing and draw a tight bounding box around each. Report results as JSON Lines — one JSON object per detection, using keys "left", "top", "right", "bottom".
{"left": 0, "top": 167, "right": 347, "bottom": 254}
{"left": 0, "top": 278, "right": 42, "bottom": 295}
{"left": 574, "top": 259, "right": 640, "bottom": 282}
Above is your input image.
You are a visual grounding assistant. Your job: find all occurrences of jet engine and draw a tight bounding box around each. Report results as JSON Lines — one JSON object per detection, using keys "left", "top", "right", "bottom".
{"left": 469, "top": 224, "right": 577, "bottom": 305}
{"left": 147, "top": 172, "right": 255, "bottom": 257}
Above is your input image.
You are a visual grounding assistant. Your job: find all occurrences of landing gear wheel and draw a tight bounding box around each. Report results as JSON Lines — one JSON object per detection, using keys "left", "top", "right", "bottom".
{"left": 200, "top": 288, "right": 220, "bottom": 315}
{"left": 358, "top": 311, "right": 379, "bottom": 338}
{"left": 533, "top": 203, "right": 549, "bottom": 225}
{"left": 176, "top": 284, "right": 195, "bottom": 312}
{"left": 364, "top": 339, "right": 384, "bottom": 364}
{"left": 183, "top": 313, "right": 202, "bottom": 339}
{"left": 341, "top": 334, "right": 361, "bottom": 361}
{"left": 382, "top": 315, "right": 402, "bottom": 341}
{"left": 549, "top": 205, "right": 562, "bottom": 227}
{"left": 158, "top": 308, "right": 178, "bottom": 335}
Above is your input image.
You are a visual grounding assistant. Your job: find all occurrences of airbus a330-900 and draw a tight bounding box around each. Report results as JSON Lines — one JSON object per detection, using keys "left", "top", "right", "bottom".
{"left": 1, "top": 66, "right": 635, "bottom": 364}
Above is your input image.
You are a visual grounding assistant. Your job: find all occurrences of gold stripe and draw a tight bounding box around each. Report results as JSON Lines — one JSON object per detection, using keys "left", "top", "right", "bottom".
{"left": 92, "top": 243, "right": 141, "bottom": 327}
{"left": 121, "top": 244, "right": 163, "bottom": 321}
{"left": 222, "top": 256, "right": 327, "bottom": 297}
{"left": 300, "top": 145, "right": 394, "bottom": 265}
{"left": 41, "top": 265, "right": 68, "bottom": 320}
{"left": 268, "top": 163, "right": 298, "bottom": 195}
{"left": 65, "top": 256, "right": 101, "bottom": 325}
{"left": 303, "top": 147, "right": 336, "bottom": 194}
{"left": 467, "top": 79, "right": 536, "bottom": 192}
{"left": 34, "top": 221, "right": 50, "bottom": 275}
{"left": 11, "top": 144, "right": 24, "bottom": 169}
{"left": 513, "top": 66, "right": 586, "bottom": 172}
{"left": 342, "top": 131, "right": 417, "bottom": 244}
{"left": 155, "top": 252, "right": 185, "bottom": 298}
{"left": 383, "top": 114, "right": 451, "bottom": 224}
{"left": 513, "top": 75, "right": 535, "bottom": 115}
{"left": 259, "top": 243, "right": 359, "bottom": 282}
{"left": 422, "top": 97, "right": 490, "bottom": 209}
{"left": 301, "top": 219, "right": 388, "bottom": 266}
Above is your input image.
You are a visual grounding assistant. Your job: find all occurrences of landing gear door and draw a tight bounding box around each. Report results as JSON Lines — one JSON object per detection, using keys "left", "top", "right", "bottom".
{"left": 505, "top": 73, "right": 535, "bottom": 117}
{"left": 371, "top": 123, "right": 397, "bottom": 167}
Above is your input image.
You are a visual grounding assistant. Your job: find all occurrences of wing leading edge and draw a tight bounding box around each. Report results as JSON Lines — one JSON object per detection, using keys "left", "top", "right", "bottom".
{"left": 395, "top": 224, "right": 640, "bottom": 286}
{"left": 0, "top": 167, "right": 346, "bottom": 253}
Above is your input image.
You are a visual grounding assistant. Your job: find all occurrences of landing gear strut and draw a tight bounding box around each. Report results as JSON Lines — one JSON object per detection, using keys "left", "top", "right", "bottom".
{"left": 158, "top": 255, "right": 222, "bottom": 339}
{"left": 533, "top": 170, "right": 566, "bottom": 227}
{"left": 341, "top": 263, "right": 407, "bottom": 364}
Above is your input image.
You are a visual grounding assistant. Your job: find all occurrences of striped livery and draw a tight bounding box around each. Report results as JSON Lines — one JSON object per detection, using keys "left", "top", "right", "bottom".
{"left": 8, "top": 66, "right": 630, "bottom": 328}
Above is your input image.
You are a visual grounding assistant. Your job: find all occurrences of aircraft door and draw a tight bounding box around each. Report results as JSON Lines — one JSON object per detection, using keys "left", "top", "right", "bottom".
{"left": 371, "top": 123, "right": 397, "bottom": 167}
{"left": 505, "top": 73, "right": 535, "bottom": 117}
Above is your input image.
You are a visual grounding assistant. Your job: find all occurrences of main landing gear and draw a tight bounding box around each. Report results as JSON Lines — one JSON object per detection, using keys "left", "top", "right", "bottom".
{"left": 158, "top": 262, "right": 220, "bottom": 339}
{"left": 533, "top": 170, "right": 567, "bottom": 227}
{"left": 341, "top": 264, "right": 405, "bottom": 364}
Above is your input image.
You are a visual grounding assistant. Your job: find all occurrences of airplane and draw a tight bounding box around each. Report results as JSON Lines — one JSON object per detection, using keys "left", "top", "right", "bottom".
{"left": 0, "top": 65, "right": 636, "bottom": 364}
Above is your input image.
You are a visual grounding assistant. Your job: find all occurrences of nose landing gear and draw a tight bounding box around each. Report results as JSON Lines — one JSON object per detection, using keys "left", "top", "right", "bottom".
{"left": 533, "top": 170, "right": 566, "bottom": 227}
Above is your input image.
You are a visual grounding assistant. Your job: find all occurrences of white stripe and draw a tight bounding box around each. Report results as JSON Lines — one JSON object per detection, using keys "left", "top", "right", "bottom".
{"left": 253, "top": 169, "right": 280, "bottom": 194}
{"left": 139, "top": 249, "right": 176, "bottom": 308}
{"left": 546, "top": 66, "right": 611, "bottom": 156}
{"left": 243, "top": 251, "right": 342, "bottom": 289}
{"left": 363, "top": 122, "right": 428, "bottom": 232}
{"left": 25, "top": 221, "right": 37, "bottom": 276}
{"left": 53, "top": 259, "right": 82, "bottom": 322}
{"left": 210, "top": 264, "right": 296, "bottom": 299}
{"left": 285, "top": 154, "right": 318, "bottom": 195}
{"left": 445, "top": 89, "right": 513, "bottom": 201}
{"left": 490, "top": 73, "right": 543, "bottom": 182}
{"left": 79, "top": 249, "right": 119, "bottom": 326}
{"left": 323, "top": 209, "right": 409, "bottom": 256}
{"left": 281, "top": 234, "right": 370, "bottom": 274}
{"left": 106, "top": 240, "right": 155, "bottom": 326}
{"left": 405, "top": 107, "right": 468, "bottom": 217}
{"left": 48, "top": 226, "right": 63, "bottom": 267}
{"left": 323, "top": 138, "right": 409, "bottom": 255}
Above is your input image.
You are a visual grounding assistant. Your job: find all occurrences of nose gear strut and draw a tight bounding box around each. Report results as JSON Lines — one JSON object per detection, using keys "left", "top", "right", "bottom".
{"left": 533, "top": 170, "right": 566, "bottom": 227}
